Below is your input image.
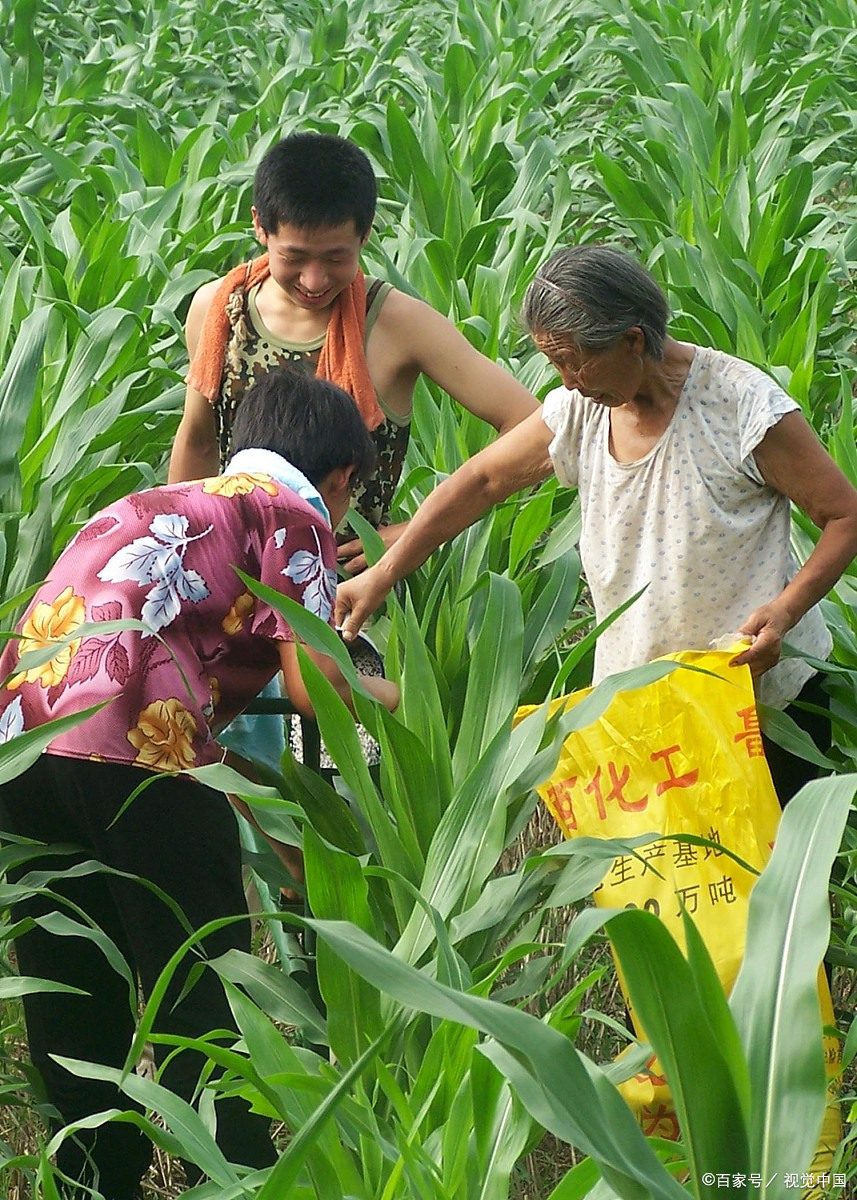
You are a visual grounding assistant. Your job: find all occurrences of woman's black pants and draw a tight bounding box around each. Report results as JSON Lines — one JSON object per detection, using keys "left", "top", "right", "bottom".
{"left": 0, "top": 754, "right": 276, "bottom": 1199}
{"left": 762, "top": 672, "right": 832, "bottom": 808}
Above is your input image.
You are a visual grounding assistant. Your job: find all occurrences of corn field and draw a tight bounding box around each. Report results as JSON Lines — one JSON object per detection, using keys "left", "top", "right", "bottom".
{"left": 2, "top": 0, "right": 857, "bottom": 1196}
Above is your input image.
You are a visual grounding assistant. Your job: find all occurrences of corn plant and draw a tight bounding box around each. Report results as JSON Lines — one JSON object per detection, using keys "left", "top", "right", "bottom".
{"left": 0, "top": 587, "right": 678, "bottom": 1199}
{"left": 311, "top": 773, "right": 857, "bottom": 1200}
{"left": 7, "top": 593, "right": 850, "bottom": 1197}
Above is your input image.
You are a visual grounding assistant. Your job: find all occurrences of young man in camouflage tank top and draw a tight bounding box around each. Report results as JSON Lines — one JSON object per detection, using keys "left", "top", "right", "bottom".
{"left": 169, "top": 133, "right": 538, "bottom": 571}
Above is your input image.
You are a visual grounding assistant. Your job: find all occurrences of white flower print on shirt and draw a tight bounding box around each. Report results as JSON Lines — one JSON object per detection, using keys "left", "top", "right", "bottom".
{"left": 279, "top": 527, "right": 337, "bottom": 622}
{"left": 0, "top": 696, "right": 24, "bottom": 744}
{"left": 98, "top": 514, "right": 212, "bottom": 635}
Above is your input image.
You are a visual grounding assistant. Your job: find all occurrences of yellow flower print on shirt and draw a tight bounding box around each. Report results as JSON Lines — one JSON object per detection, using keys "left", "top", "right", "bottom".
{"left": 221, "top": 592, "right": 255, "bottom": 635}
{"left": 203, "top": 473, "right": 278, "bottom": 499}
{"left": 127, "top": 698, "right": 198, "bottom": 772}
{"left": 9, "top": 586, "right": 86, "bottom": 689}
{"left": 201, "top": 676, "right": 220, "bottom": 723}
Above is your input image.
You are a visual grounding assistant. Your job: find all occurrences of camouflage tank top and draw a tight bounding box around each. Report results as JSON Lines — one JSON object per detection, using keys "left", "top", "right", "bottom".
{"left": 214, "top": 276, "right": 411, "bottom": 529}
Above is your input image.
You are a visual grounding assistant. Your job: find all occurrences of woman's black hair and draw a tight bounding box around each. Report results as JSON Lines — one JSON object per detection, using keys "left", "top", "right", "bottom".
{"left": 229, "top": 366, "right": 377, "bottom": 487}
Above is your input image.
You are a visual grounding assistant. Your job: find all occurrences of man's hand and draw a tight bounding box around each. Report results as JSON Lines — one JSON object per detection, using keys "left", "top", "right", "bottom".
{"left": 730, "top": 602, "right": 793, "bottom": 676}
{"left": 337, "top": 521, "right": 410, "bottom": 575}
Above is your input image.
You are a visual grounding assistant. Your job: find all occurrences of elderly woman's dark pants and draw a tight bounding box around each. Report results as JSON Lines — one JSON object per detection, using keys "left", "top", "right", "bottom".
{"left": 0, "top": 754, "right": 276, "bottom": 1199}
{"left": 762, "top": 673, "right": 831, "bottom": 808}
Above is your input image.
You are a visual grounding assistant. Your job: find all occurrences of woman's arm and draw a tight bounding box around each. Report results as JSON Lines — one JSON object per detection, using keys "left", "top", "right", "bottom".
{"left": 335, "top": 408, "right": 555, "bottom": 638}
{"left": 278, "top": 640, "right": 399, "bottom": 715}
{"left": 732, "top": 411, "right": 857, "bottom": 675}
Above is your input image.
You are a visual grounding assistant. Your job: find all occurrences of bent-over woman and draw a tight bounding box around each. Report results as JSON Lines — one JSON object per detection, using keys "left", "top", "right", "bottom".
{"left": 0, "top": 368, "right": 397, "bottom": 1199}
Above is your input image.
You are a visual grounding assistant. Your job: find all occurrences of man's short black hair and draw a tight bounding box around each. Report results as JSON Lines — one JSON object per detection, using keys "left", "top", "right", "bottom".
{"left": 229, "top": 367, "right": 377, "bottom": 488}
{"left": 253, "top": 133, "right": 377, "bottom": 239}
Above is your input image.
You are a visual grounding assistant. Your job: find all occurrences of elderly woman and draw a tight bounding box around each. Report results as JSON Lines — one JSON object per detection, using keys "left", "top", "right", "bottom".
{"left": 336, "top": 244, "right": 857, "bottom": 802}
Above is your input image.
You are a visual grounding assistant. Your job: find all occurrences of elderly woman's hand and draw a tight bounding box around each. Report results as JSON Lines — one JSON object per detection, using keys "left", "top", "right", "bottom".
{"left": 730, "top": 601, "right": 793, "bottom": 676}
{"left": 335, "top": 564, "right": 394, "bottom": 642}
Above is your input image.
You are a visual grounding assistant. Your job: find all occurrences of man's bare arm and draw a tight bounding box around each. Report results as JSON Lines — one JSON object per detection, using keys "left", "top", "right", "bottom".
{"left": 337, "top": 289, "right": 541, "bottom": 573}
{"left": 168, "top": 280, "right": 222, "bottom": 483}
{"left": 379, "top": 289, "right": 539, "bottom": 433}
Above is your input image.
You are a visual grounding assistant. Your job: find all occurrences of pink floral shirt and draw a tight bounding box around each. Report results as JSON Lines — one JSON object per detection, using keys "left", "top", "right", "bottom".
{"left": 0, "top": 470, "right": 338, "bottom": 771}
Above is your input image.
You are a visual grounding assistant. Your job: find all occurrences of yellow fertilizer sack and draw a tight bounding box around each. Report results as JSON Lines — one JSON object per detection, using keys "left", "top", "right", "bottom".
{"left": 518, "top": 649, "right": 840, "bottom": 1170}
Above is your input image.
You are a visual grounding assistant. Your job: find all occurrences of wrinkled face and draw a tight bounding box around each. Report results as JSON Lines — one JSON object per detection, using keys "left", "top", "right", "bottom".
{"left": 532, "top": 330, "right": 642, "bottom": 408}
{"left": 252, "top": 214, "right": 368, "bottom": 312}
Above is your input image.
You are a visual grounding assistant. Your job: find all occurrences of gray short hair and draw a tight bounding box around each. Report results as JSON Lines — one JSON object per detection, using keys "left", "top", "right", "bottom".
{"left": 523, "top": 244, "right": 669, "bottom": 361}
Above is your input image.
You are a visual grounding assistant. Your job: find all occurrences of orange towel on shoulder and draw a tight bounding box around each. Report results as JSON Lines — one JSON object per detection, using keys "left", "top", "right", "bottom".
{"left": 186, "top": 255, "right": 383, "bottom": 431}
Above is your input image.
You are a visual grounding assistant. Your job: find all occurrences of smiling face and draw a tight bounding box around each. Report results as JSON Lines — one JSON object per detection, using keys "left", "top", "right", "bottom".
{"left": 252, "top": 214, "right": 368, "bottom": 313}
{"left": 532, "top": 329, "right": 646, "bottom": 408}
